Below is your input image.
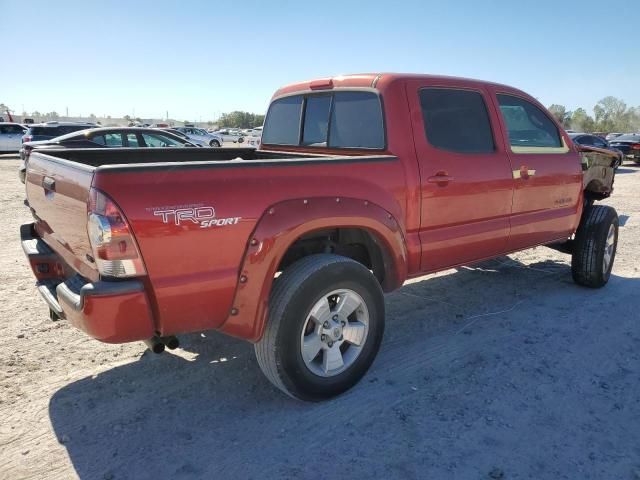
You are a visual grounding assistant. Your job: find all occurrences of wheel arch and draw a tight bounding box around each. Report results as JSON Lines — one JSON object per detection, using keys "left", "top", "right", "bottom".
{"left": 219, "top": 197, "right": 408, "bottom": 341}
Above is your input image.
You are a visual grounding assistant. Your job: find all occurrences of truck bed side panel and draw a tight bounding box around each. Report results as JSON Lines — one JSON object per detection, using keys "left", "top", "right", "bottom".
{"left": 92, "top": 157, "right": 406, "bottom": 337}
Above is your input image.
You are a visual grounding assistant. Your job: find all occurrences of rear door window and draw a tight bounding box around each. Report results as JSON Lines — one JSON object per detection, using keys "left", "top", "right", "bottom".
{"left": 140, "top": 133, "right": 183, "bottom": 147}
{"left": 575, "top": 135, "right": 592, "bottom": 146}
{"left": 91, "top": 133, "right": 124, "bottom": 147}
{"left": 0, "top": 124, "right": 25, "bottom": 134}
{"left": 126, "top": 133, "right": 140, "bottom": 147}
{"left": 419, "top": 88, "right": 495, "bottom": 153}
{"left": 497, "top": 94, "right": 564, "bottom": 151}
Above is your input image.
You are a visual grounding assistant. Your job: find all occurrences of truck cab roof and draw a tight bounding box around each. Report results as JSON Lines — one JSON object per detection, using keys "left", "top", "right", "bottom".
{"left": 273, "top": 73, "right": 526, "bottom": 99}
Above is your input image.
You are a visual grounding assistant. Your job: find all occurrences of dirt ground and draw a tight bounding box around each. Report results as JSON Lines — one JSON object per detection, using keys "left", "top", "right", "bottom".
{"left": 0, "top": 154, "right": 638, "bottom": 480}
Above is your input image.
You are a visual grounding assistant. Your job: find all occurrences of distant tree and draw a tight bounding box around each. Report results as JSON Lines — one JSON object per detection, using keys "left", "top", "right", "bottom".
{"left": 135, "top": 117, "right": 142, "bottom": 123}
{"left": 570, "top": 108, "right": 595, "bottom": 132}
{"left": 548, "top": 104, "right": 572, "bottom": 128}
{"left": 217, "top": 111, "right": 265, "bottom": 128}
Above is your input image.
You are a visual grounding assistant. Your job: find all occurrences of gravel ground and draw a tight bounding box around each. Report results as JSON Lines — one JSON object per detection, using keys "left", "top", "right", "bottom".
{"left": 0, "top": 155, "right": 639, "bottom": 480}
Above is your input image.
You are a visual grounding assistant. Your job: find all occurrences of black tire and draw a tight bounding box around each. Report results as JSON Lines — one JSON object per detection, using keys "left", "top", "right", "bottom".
{"left": 255, "top": 254, "right": 385, "bottom": 401}
{"left": 210, "top": 140, "right": 220, "bottom": 147}
{"left": 571, "top": 205, "right": 619, "bottom": 288}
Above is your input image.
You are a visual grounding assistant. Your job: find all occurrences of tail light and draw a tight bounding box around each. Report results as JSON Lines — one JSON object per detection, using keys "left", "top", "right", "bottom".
{"left": 87, "top": 188, "right": 146, "bottom": 278}
{"left": 22, "top": 135, "right": 32, "bottom": 143}
{"left": 632, "top": 144, "right": 640, "bottom": 150}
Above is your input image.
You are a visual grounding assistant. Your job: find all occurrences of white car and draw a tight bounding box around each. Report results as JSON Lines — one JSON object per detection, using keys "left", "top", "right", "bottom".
{"left": 243, "top": 126, "right": 262, "bottom": 148}
{"left": 173, "top": 127, "right": 223, "bottom": 147}
{"left": 212, "top": 128, "right": 244, "bottom": 143}
{"left": 163, "top": 128, "right": 208, "bottom": 147}
{"left": 0, "top": 123, "right": 28, "bottom": 152}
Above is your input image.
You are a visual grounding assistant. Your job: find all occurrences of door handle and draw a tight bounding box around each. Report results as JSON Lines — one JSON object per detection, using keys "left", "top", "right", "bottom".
{"left": 513, "top": 166, "right": 536, "bottom": 179}
{"left": 42, "top": 176, "right": 56, "bottom": 192}
{"left": 427, "top": 173, "right": 454, "bottom": 185}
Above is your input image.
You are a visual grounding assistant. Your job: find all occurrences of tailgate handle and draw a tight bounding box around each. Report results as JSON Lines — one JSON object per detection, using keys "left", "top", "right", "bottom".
{"left": 42, "top": 176, "right": 56, "bottom": 192}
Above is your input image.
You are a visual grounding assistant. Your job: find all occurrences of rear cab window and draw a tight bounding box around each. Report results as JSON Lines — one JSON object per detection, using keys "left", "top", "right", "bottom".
{"left": 262, "top": 90, "right": 385, "bottom": 149}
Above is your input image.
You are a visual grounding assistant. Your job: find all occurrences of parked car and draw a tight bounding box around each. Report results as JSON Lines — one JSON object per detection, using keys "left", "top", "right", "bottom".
{"left": 212, "top": 128, "right": 244, "bottom": 143}
{"left": 568, "top": 133, "right": 624, "bottom": 169}
{"left": 161, "top": 128, "right": 208, "bottom": 146}
{"left": 18, "top": 127, "right": 198, "bottom": 183}
{"left": 20, "top": 73, "right": 617, "bottom": 401}
{"left": 608, "top": 134, "right": 640, "bottom": 163}
{"left": 605, "top": 132, "right": 623, "bottom": 141}
{"left": 243, "top": 126, "right": 262, "bottom": 148}
{"left": 22, "top": 122, "right": 97, "bottom": 144}
{"left": 173, "top": 127, "right": 223, "bottom": 147}
{"left": 0, "top": 122, "right": 28, "bottom": 152}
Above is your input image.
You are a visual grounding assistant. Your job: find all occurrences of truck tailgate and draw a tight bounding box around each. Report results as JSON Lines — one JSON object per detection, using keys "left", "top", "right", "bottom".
{"left": 25, "top": 153, "right": 98, "bottom": 281}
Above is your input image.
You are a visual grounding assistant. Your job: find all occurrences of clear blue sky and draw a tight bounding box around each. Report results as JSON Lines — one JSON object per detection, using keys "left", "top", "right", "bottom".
{"left": 1, "top": 0, "right": 637, "bottom": 120}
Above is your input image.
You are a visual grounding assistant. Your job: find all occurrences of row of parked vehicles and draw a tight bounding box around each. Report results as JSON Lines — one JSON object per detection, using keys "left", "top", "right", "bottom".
{"left": 0, "top": 120, "right": 263, "bottom": 182}
{"left": 567, "top": 131, "right": 640, "bottom": 168}
{"left": 0, "top": 121, "right": 265, "bottom": 155}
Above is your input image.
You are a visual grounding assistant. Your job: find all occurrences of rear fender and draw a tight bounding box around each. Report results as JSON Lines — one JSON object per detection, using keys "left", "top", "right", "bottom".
{"left": 219, "top": 197, "right": 408, "bottom": 342}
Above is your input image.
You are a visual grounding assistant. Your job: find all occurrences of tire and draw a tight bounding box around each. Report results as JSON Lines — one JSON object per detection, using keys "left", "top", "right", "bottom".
{"left": 255, "top": 254, "right": 385, "bottom": 401}
{"left": 571, "top": 205, "right": 619, "bottom": 288}
{"left": 210, "top": 140, "right": 220, "bottom": 147}
{"left": 237, "top": 137, "right": 244, "bottom": 143}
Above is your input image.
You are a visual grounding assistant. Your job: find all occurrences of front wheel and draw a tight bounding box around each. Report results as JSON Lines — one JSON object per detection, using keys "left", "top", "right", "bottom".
{"left": 571, "top": 205, "right": 619, "bottom": 288}
{"left": 209, "top": 140, "right": 221, "bottom": 147}
{"left": 255, "top": 254, "right": 385, "bottom": 401}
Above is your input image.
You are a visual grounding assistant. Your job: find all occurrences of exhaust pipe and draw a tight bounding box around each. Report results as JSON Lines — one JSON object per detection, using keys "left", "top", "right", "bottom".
{"left": 161, "top": 335, "right": 179, "bottom": 350}
{"left": 144, "top": 337, "right": 165, "bottom": 354}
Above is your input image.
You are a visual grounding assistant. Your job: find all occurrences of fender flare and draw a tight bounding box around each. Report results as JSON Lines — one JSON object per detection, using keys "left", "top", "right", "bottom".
{"left": 219, "top": 197, "right": 408, "bottom": 342}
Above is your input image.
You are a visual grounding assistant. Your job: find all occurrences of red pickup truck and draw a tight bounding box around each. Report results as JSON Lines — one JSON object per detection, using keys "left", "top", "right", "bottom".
{"left": 21, "top": 74, "right": 617, "bottom": 401}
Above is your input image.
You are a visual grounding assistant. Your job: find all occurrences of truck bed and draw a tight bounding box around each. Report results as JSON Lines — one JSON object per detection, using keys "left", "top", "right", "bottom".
{"left": 36, "top": 147, "right": 358, "bottom": 168}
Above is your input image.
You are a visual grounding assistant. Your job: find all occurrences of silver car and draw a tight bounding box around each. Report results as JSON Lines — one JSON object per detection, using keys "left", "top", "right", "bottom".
{"left": 211, "top": 128, "right": 245, "bottom": 143}
{"left": 0, "top": 123, "right": 28, "bottom": 152}
{"left": 173, "top": 127, "right": 223, "bottom": 147}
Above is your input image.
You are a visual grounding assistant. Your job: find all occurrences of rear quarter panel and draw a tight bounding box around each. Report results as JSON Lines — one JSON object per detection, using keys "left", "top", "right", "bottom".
{"left": 92, "top": 157, "right": 408, "bottom": 338}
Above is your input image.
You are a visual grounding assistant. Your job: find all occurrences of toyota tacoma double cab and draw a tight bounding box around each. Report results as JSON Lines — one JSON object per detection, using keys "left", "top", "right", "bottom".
{"left": 21, "top": 74, "right": 617, "bottom": 401}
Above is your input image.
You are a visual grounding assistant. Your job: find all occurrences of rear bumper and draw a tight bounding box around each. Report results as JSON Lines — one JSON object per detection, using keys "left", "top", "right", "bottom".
{"left": 20, "top": 223, "right": 156, "bottom": 343}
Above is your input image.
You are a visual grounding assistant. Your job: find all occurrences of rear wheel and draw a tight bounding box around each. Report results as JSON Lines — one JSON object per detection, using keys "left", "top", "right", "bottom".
{"left": 255, "top": 254, "right": 385, "bottom": 401}
{"left": 571, "top": 205, "right": 618, "bottom": 288}
{"left": 209, "top": 140, "right": 221, "bottom": 147}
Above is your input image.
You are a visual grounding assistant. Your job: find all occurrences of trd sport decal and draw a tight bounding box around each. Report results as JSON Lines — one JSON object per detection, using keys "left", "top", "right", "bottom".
{"left": 147, "top": 204, "right": 241, "bottom": 228}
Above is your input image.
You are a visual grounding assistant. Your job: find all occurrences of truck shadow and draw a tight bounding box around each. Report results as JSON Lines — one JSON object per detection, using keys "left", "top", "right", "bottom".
{"left": 48, "top": 255, "right": 640, "bottom": 479}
